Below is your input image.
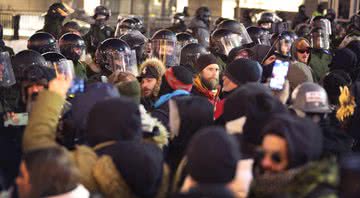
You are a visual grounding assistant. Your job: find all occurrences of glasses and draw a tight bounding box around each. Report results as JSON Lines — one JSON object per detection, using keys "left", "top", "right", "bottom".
{"left": 297, "top": 48, "right": 310, "bottom": 54}
{"left": 257, "top": 149, "right": 282, "bottom": 164}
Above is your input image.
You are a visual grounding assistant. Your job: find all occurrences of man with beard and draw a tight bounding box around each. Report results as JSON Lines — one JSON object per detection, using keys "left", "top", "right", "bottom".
{"left": 139, "top": 58, "right": 166, "bottom": 111}
{"left": 192, "top": 54, "right": 220, "bottom": 105}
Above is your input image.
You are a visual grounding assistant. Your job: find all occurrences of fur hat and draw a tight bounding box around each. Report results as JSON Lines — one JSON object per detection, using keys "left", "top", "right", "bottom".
{"left": 139, "top": 58, "right": 166, "bottom": 97}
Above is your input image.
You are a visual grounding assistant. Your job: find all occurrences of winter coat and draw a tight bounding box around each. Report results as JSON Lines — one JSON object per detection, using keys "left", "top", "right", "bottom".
{"left": 309, "top": 49, "right": 332, "bottom": 82}
{"left": 249, "top": 157, "right": 339, "bottom": 198}
{"left": 22, "top": 91, "right": 169, "bottom": 198}
{"left": 171, "top": 184, "right": 235, "bottom": 198}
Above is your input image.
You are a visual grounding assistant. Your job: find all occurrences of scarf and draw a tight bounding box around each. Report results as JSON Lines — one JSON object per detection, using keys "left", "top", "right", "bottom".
{"left": 193, "top": 75, "right": 220, "bottom": 104}
{"left": 154, "top": 90, "right": 190, "bottom": 108}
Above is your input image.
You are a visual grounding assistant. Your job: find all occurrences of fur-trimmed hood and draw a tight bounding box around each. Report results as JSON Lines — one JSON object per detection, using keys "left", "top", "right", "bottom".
{"left": 139, "top": 58, "right": 166, "bottom": 97}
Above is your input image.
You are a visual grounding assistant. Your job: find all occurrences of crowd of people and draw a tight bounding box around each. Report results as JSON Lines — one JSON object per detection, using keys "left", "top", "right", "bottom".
{"left": 1, "top": 2, "right": 360, "bottom": 198}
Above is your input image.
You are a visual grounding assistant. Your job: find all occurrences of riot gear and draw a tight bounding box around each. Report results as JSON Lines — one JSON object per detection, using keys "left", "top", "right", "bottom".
{"left": 217, "top": 20, "right": 246, "bottom": 34}
{"left": 46, "top": 3, "right": 69, "bottom": 19}
{"left": 350, "top": 13, "right": 360, "bottom": 32}
{"left": 95, "top": 38, "right": 138, "bottom": 76}
{"left": 115, "top": 18, "right": 137, "bottom": 37}
{"left": 271, "top": 21, "right": 290, "bottom": 34}
{"left": 310, "top": 27, "right": 330, "bottom": 50}
{"left": 120, "top": 30, "right": 148, "bottom": 65}
{"left": 211, "top": 28, "right": 251, "bottom": 57}
{"left": 93, "top": 5, "right": 111, "bottom": 20}
{"left": 275, "top": 31, "right": 296, "bottom": 57}
{"left": 246, "top": 26, "right": 271, "bottom": 46}
{"left": 291, "top": 82, "right": 331, "bottom": 114}
{"left": 12, "top": 50, "right": 48, "bottom": 81}
{"left": 180, "top": 43, "right": 208, "bottom": 73}
{"left": 325, "top": 9, "right": 336, "bottom": 22}
{"left": 0, "top": 52, "right": 16, "bottom": 87}
{"left": 195, "top": 6, "right": 211, "bottom": 25}
{"left": 59, "top": 33, "right": 86, "bottom": 62}
{"left": 42, "top": 52, "right": 67, "bottom": 63}
{"left": 176, "top": 32, "right": 198, "bottom": 49}
{"left": 172, "top": 13, "right": 185, "bottom": 25}
{"left": 150, "top": 29, "right": 178, "bottom": 67}
{"left": 27, "top": 32, "right": 58, "bottom": 54}
{"left": 132, "top": 17, "right": 146, "bottom": 34}
{"left": 257, "top": 12, "right": 281, "bottom": 30}
{"left": 295, "top": 23, "right": 311, "bottom": 38}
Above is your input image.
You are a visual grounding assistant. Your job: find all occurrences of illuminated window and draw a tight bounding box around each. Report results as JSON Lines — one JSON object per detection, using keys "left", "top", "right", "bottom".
{"left": 176, "top": 0, "right": 188, "bottom": 13}
{"left": 84, "top": 0, "right": 101, "bottom": 16}
{"left": 222, "top": 0, "right": 237, "bottom": 18}
{"left": 239, "top": 0, "right": 304, "bottom": 12}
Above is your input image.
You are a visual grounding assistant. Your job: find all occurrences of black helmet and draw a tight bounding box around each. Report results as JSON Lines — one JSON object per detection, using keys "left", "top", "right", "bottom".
{"left": 12, "top": 50, "right": 48, "bottom": 81}
{"left": 173, "top": 13, "right": 185, "bottom": 25}
{"left": 295, "top": 23, "right": 311, "bottom": 38}
{"left": 217, "top": 19, "right": 243, "bottom": 34}
{"left": 258, "top": 12, "right": 278, "bottom": 25}
{"left": 180, "top": 43, "right": 208, "bottom": 71}
{"left": 27, "top": 32, "right": 58, "bottom": 54}
{"left": 176, "top": 32, "right": 198, "bottom": 48}
{"left": 214, "top": 17, "right": 229, "bottom": 27}
{"left": 150, "top": 29, "right": 178, "bottom": 67}
{"left": 291, "top": 82, "right": 331, "bottom": 114}
{"left": 95, "top": 38, "right": 137, "bottom": 75}
{"left": 42, "top": 52, "right": 66, "bottom": 62}
{"left": 93, "top": 5, "right": 111, "bottom": 20}
{"left": 59, "top": 33, "right": 86, "bottom": 61}
{"left": 195, "top": 6, "right": 211, "bottom": 22}
{"left": 211, "top": 28, "right": 250, "bottom": 56}
{"left": 246, "top": 26, "right": 271, "bottom": 46}
{"left": 120, "top": 30, "right": 148, "bottom": 64}
{"left": 115, "top": 18, "right": 137, "bottom": 37}
{"left": 275, "top": 31, "right": 295, "bottom": 57}
{"left": 325, "top": 8, "right": 336, "bottom": 22}
{"left": 47, "top": 3, "right": 69, "bottom": 19}
{"left": 22, "top": 65, "right": 55, "bottom": 84}
{"left": 132, "top": 17, "right": 145, "bottom": 33}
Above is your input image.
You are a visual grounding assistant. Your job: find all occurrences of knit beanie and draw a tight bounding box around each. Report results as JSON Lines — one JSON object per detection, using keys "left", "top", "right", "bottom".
{"left": 287, "top": 62, "right": 314, "bottom": 91}
{"left": 163, "top": 66, "right": 193, "bottom": 92}
{"left": 86, "top": 97, "right": 142, "bottom": 146}
{"left": 115, "top": 80, "right": 141, "bottom": 104}
{"left": 322, "top": 70, "right": 352, "bottom": 106}
{"left": 329, "top": 48, "right": 358, "bottom": 80}
{"left": 194, "top": 54, "right": 218, "bottom": 73}
{"left": 224, "top": 58, "right": 262, "bottom": 85}
{"left": 186, "top": 126, "right": 240, "bottom": 184}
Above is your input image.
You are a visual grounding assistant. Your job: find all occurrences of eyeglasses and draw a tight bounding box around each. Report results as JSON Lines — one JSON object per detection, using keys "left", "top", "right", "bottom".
{"left": 257, "top": 149, "right": 282, "bottom": 164}
{"left": 297, "top": 48, "right": 310, "bottom": 54}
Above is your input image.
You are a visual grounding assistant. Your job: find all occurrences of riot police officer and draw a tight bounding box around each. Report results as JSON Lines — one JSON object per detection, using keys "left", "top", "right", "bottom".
{"left": 94, "top": 38, "right": 138, "bottom": 81}
{"left": 83, "top": 5, "right": 114, "bottom": 57}
{"left": 41, "top": 3, "right": 70, "bottom": 39}
{"left": 120, "top": 30, "right": 148, "bottom": 65}
{"left": 180, "top": 43, "right": 208, "bottom": 73}
{"left": 246, "top": 26, "right": 271, "bottom": 46}
{"left": 150, "top": 29, "right": 178, "bottom": 67}
{"left": 176, "top": 32, "right": 198, "bottom": 49}
{"left": 189, "top": 6, "right": 211, "bottom": 48}
{"left": 257, "top": 12, "right": 281, "bottom": 31}
{"left": 115, "top": 18, "right": 137, "bottom": 38}
{"left": 167, "top": 13, "right": 187, "bottom": 33}
{"left": 308, "top": 20, "right": 332, "bottom": 82}
{"left": 27, "top": 32, "right": 59, "bottom": 54}
{"left": 59, "top": 33, "right": 87, "bottom": 80}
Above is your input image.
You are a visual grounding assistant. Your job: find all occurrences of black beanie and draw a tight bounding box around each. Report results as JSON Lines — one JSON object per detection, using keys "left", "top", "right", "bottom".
{"left": 322, "top": 70, "right": 352, "bottom": 106}
{"left": 194, "top": 54, "right": 218, "bottom": 73}
{"left": 172, "top": 66, "right": 194, "bottom": 85}
{"left": 186, "top": 126, "right": 240, "bottom": 184}
{"left": 225, "top": 58, "right": 262, "bottom": 85}
{"left": 86, "top": 97, "right": 142, "bottom": 146}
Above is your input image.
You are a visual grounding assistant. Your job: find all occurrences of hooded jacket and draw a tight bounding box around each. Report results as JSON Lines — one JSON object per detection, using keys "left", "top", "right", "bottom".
{"left": 166, "top": 96, "right": 214, "bottom": 173}
{"left": 22, "top": 91, "right": 169, "bottom": 198}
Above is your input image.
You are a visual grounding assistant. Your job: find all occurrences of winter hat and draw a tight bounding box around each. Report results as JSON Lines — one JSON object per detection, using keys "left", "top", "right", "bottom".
{"left": 322, "top": 70, "right": 352, "bottom": 106}
{"left": 167, "top": 96, "right": 214, "bottom": 171}
{"left": 97, "top": 141, "right": 164, "bottom": 198}
{"left": 261, "top": 114, "right": 323, "bottom": 169}
{"left": 159, "top": 66, "right": 193, "bottom": 95}
{"left": 115, "top": 80, "right": 141, "bottom": 104}
{"left": 224, "top": 83, "right": 288, "bottom": 145}
{"left": 86, "top": 97, "right": 142, "bottom": 146}
{"left": 194, "top": 54, "right": 218, "bottom": 73}
{"left": 139, "top": 58, "right": 166, "bottom": 79}
{"left": 227, "top": 46, "right": 255, "bottom": 64}
{"left": 224, "top": 58, "right": 262, "bottom": 86}
{"left": 71, "top": 83, "right": 120, "bottom": 131}
{"left": 186, "top": 126, "right": 240, "bottom": 184}
{"left": 287, "top": 62, "right": 314, "bottom": 91}
{"left": 329, "top": 48, "right": 358, "bottom": 80}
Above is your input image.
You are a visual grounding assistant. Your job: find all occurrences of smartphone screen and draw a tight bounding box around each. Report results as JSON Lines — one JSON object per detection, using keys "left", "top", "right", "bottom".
{"left": 269, "top": 59, "right": 290, "bottom": 90}
{"left": 67, "top": 78, "right": 85, "bottom": 97}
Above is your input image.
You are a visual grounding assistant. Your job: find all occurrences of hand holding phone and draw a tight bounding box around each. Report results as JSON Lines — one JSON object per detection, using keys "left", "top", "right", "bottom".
{"left": 269, "top": 59, "right": 290, "bottom": 90}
